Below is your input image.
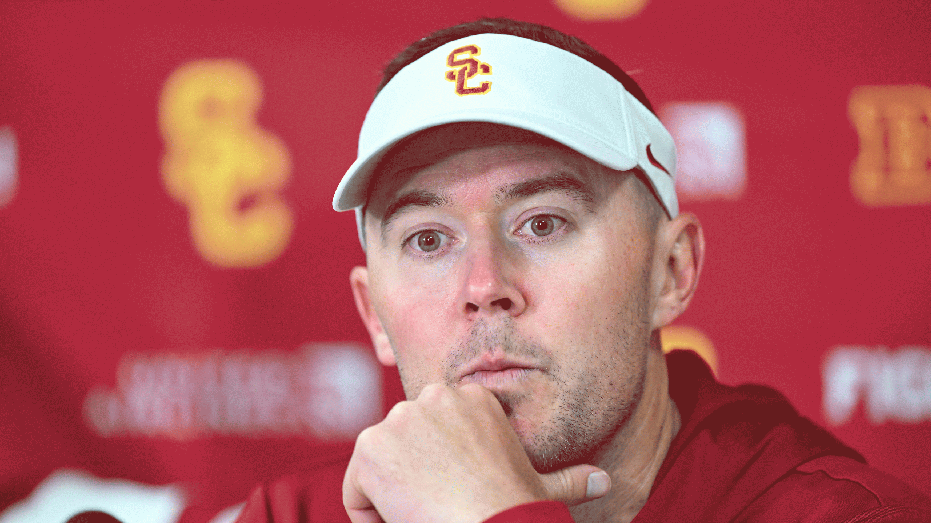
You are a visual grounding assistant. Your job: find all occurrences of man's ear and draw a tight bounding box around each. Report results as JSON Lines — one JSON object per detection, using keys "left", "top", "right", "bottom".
{"left": 349, "top": 266, "right": 396, "bottom": 367}
{"left": 651, "top": 213, "right": 705, "bottom": 329}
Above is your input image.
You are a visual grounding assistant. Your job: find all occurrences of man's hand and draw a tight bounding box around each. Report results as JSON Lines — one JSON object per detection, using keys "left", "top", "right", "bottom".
{"left": 342, "top": 383, "right": 611, "bottom": 523}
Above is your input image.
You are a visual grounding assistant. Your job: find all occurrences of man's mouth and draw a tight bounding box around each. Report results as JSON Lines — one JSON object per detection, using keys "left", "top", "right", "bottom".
{"left": 456, "top": 355, "right": 540, "bottom": 389}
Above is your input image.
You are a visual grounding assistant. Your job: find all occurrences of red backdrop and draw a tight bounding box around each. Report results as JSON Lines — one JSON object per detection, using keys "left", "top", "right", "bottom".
{"left": 1, "top": 1, "right": 930, "bottom": 522}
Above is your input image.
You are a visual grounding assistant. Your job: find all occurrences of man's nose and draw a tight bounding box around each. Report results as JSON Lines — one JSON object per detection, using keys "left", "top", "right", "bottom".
{"left": 460, "top": 236, "right": 527, "bottom": 318}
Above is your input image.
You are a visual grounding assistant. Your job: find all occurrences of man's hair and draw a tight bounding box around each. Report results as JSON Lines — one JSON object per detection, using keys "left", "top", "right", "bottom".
{"left": 376, "top": 17, "right": 655, "bottom": 116}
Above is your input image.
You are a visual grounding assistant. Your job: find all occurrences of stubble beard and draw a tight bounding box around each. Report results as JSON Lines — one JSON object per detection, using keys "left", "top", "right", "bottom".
{"left": 422, "top": 319, "right": 646, "bottom": 474}
{"left": 506, "top": 357, "right": 644, "bottom": 474}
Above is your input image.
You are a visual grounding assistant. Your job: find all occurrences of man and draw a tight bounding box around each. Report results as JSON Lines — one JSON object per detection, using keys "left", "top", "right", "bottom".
{"left": 236, "top": 18, "right": 931, "bottom": 523}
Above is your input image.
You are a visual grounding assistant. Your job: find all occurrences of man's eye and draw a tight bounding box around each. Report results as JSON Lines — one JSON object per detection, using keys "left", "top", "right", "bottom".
{"left": 520, "top": 215, "right": 564, "bottom": 237}
{"left": 408, "top": 230, "right": 446, "bottom": 252}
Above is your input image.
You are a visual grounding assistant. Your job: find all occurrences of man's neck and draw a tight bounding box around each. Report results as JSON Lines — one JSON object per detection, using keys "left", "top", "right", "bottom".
{"left": 568, "top": 347, "right": 681, "bottom": 523}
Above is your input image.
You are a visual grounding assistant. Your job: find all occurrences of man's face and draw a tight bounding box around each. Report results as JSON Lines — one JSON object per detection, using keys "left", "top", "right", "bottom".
{"left": 355, "top": 126, "right": 662, "bottom": 472}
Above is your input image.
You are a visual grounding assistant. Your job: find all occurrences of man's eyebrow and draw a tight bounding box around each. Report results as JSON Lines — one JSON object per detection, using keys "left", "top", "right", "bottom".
{"left": 380, "top": 189, "right": 450, "bottom": 239}
{"left": 497, "top": 173, "right": 597, "bottom": 208}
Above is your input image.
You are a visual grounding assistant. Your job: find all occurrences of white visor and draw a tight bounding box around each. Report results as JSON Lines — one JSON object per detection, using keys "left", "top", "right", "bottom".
{"left": 334, "top": 33, "right": 678, "bottom": 244}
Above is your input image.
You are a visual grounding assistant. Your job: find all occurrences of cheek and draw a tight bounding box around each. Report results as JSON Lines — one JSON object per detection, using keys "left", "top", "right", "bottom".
{"left": 526, "top": 235, "right": 654, "bottom": 389}
{"left": 372, "top": 268, "right": 459, "bottom": 376}
{"left": 532, "top": 237, "right": 649, "bottom": 328}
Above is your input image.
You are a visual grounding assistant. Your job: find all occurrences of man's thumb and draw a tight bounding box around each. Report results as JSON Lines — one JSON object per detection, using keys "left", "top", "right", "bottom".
{"left": 539, "top": 465, "right": 612, "bottom": 505}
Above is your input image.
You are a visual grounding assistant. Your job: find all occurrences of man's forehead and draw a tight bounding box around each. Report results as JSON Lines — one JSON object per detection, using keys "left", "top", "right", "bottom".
{"left": 369, "top": 123, "right": 598, "bottom": 208}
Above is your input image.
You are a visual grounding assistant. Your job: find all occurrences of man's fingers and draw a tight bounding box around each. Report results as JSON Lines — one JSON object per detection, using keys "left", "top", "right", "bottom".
{"left": 539, "top": 465, "right": 612, "bottom": 506}
{"left": 343, "top": 448, "right": 385, "bottom": 523}
{"left": 344, "top": 479, "right": 385, "bottom": 523}
{"left": 343, "top": 482, "right": 381, "bottom": 523}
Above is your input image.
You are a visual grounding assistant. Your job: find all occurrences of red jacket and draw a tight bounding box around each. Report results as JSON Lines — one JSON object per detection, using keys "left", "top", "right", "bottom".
{"left": 235, "top": 350, "right": 931, "bottom": 523}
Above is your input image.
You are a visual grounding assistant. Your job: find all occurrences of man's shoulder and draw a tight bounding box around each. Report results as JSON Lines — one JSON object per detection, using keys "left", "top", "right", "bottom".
{"left": 646, "top": 350, "right": 931, "bottom": 523}
{"left": 235, "top": 450, "right": 353, "bottom": 523}
{"left": 740, "top": 454, "right": 931, "bottom": 522}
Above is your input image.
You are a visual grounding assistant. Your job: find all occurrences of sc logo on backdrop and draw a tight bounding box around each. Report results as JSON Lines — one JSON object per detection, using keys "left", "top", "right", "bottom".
{"left": 159, "top": 60, "right": 293, "bottom": 268}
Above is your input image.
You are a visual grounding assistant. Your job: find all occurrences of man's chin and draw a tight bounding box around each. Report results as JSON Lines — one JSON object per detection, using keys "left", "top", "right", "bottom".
{"left": 510, "top": 414, "right": 603, "bottom": 474}
{"left": 491, "top": 392, "right": 587, "bottom": 473}
{"left": 505, "top": 413, "right": 564, "bottom": 474}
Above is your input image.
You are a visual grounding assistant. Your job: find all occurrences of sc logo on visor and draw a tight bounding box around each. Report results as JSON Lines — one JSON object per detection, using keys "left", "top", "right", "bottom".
{"left": 445, "top": 45, "right": 492, "bottom": 96}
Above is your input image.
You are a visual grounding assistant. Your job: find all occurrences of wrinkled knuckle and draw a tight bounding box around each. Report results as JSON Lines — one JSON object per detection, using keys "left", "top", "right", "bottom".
{"left": 552, "top": 470, "right": 576, "bottom": 502}
{"left": 564, "top": 472, "right": 580, "bottom": 499}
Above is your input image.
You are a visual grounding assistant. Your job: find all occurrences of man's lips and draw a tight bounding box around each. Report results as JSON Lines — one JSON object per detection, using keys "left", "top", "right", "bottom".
{"left": 455, "top": 355, "right": 541, "bottom": 387}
